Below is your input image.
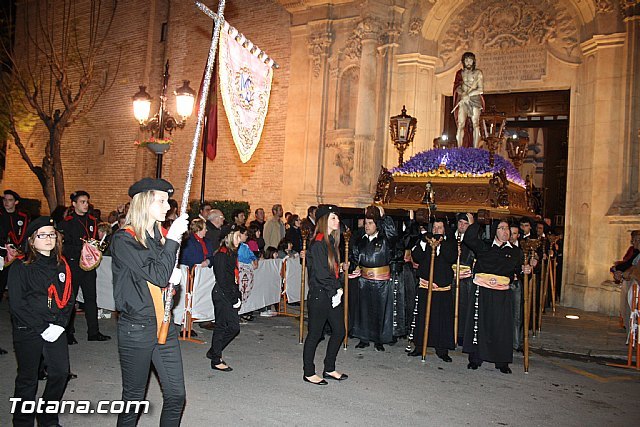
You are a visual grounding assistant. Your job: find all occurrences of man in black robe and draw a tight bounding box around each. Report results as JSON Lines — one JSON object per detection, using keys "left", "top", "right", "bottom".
{"left": 453, "top": 212, "right": 475, "bottom": 346}
{"left": 350, "top": 206, "right": 397, "bottom": 351}
{"left": 408, "top": 219, "right": 457, "bottom": 362}
{"left": 462, "top": 214, "right": 530, "bottom": 374}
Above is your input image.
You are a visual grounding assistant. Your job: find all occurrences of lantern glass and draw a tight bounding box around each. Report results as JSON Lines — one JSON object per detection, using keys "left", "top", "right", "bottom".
{"left": 132, "top": 86, "right": 152, "bottom": 123}
{"left": 175, "top": 80, "right": 196, "bottom": 119}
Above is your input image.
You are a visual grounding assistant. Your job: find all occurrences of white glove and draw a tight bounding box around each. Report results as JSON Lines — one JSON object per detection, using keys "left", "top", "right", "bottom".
{"left": 233, "top": 299, "right": 242, "bottom": 309}
{"left": 166, "top": 214, "right": 189, "bottom": 242}
{"left": 331, "top": 288, "right": 343, "bottom": 308}
{"left": 41, "top": 324, "right": 65, "bottom": 342}
{"left": 169, "top": 268, "right": 182, "bottom": 285}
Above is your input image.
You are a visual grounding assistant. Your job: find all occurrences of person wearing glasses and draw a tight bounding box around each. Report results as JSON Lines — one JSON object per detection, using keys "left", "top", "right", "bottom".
{"left": 9, "top": 216, "right": 74, "bottom": 427}
{"left": 462, "top": 214, "right": 531, "bottom": 374}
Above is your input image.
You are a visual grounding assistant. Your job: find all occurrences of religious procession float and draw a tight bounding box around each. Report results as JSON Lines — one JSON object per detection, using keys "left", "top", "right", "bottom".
{"left": 374, "top": 107, "right": 535, "bottom": 218}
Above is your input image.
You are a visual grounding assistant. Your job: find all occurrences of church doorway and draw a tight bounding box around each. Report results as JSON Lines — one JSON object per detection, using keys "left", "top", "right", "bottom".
{"left": 443, "top": 90, "right": 569, "bottom": 228}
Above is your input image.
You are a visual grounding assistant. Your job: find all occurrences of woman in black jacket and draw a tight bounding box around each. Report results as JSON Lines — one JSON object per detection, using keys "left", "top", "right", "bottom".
{"left": 302, "top": 204, "right": 348, "bottom": 385}
{"left": 206, "top": 229, "right": 242, "bottom": 372}
{"left": 9, "top": 216, "right": 74, "bottom": 427}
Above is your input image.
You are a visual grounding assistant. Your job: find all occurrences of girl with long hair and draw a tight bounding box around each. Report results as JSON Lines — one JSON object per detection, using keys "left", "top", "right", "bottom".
{"left": 302, "top": 204, "right": 348, "bottom": 385}
{"left": 206, "top": 229, "right": 243, "bottom": 371}
{"left": 110, "top": 178, "right": 189, "bottom": 426}
{"left": 9, "top": 216, "right": 74, "bottom": 426}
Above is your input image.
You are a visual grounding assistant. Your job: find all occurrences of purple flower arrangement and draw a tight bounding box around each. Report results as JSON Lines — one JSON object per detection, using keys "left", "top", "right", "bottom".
{"left": 391, "top": 147, "right": 525, "bottom": 187}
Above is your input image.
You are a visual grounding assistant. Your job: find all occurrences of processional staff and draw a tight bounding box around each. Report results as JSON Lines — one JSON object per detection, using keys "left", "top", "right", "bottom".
{"left": 454, "top": 235, "right": 462, "bottom": 346}
{"left": 521, "top": 238, "right": 540, "bottom": 373}
{"left": 299, "top": 228, "right": 310, "bottom": 344}
{"left": 158, "top": 0, "right": 227, "bottom": 344}
{"left": 343, "top": 228, "right": 352, "bottom": 349}
{"left": 422, "top": 236, "right": 442, "bottom": 362}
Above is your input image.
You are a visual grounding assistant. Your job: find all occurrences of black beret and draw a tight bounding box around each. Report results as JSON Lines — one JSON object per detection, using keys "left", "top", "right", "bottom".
{"left": 456, "top": 213, "right": 469, "bottom": 222}
{"left": 316, "top": 204, "right": 339, "bottom": 221}
{"left": 128, "top": 178, "right": 174, "bottom": 198}
{"left": 26, "top": 216, "right": 55, "bottom": 238}
{"left": 3, "top": 190, "right": 21, "bottom": 201}
{"left": 70, "top": 190, "right": 90, "bottom": 202}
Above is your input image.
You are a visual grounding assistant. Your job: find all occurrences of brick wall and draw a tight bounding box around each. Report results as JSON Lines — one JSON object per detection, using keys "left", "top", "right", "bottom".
{"left": 2, "top": 0, "right": 292, "bottom": 222}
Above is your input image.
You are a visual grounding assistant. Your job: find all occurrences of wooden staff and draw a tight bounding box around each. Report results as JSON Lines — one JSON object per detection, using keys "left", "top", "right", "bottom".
{"left": 454, "top": 236, "right": 462, "bottom": 346}
{"left": 531, "top": 270, "right": 537, "bottom": 337}
{"left": 538, "top": 245, "right": 549, "bottom": 333}
{"left": 550, "top": 256, "right": 557, "bottom": 313}
{"left": 343, "top": 228, "right": 351, "bottom": 349}
{"left": 522, "top": 247, "right": 531, "bottom": 373}
{"left": 299, "top": 228, "right": 310, "bottom": 344}
{"left": 422, "top": 237, "right": 441, "bottom": 362}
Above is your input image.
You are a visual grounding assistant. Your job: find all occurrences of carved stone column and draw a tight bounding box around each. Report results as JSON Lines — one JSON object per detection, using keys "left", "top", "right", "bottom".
{"left": 353, "top": 17, "right": 382, "bottom": 195}
{"left": 620, "top": 0, "right": 640, "bottom": 208}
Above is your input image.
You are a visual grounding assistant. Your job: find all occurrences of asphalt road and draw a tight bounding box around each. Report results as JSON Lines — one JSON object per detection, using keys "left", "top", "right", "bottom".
{"left": 0, "top": 306, "right": 638, "bottom": 426}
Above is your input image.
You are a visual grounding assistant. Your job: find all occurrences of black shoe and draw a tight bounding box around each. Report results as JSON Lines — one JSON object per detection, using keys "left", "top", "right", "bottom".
{"left": 407, "top": 349, "right": 422, "bottom": 357}
{"left": 323, "top": 372, "right": 349, "bottom": 381}
{"left": 198, "top": 321, "right": 215, "bottom": 330}
{"left": 211, "top": 362, "right": 233, "bottom": 372}
{"left": 88, "top": 332, "right": 111, "bottom": 341}
{"left": 389, "top": 337, "right": 398, "bottom": 346}
{"left": 355, "top": 341, "right": 370, "bottom": 349}
{"left": 437, "top": 353, "right": 452, "bottom": 363}
{"left": 38, "top": 370, "right": 48, "bottom": 380}
{"left": 374, "top": 343, "right": 385, "bottom": 352}
{"left": 498, "top": 366, "right": 512, "bottom": 374}
{"left": 68, "top": 372, "right": 78, "bottom": 381}
{"left": 467, "top": 362, "right": 479, "bottom": 370}
{"left": 0, "top": 347, "right": 7, "bottom": 355}
{"left": 303, "top": 376, "right": 327, "bottom": 385}
{"left": 67, "top": 335, "right": 78, "bottom": 345}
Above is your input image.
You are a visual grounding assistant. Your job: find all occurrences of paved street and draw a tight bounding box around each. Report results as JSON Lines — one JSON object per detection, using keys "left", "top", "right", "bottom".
{"left": 0, "top": 304, "right": 638, "bottom": 426}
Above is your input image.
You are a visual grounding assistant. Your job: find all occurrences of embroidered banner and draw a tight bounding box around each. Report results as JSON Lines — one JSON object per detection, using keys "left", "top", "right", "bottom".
{"left": 218, "top": 21, "right": 273, "bottom": 163}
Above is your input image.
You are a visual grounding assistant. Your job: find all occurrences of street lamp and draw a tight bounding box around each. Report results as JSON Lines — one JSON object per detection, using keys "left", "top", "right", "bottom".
{"left": 132, "top": 60, "right": 196, "bottom": 178}
{"left": 389, "top": 105, "right": 417, "bottom": 167}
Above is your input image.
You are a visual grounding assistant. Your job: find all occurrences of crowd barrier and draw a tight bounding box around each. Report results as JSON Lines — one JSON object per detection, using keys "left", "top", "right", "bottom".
{"left": 85, "top": 256, "right": 307, "bottom": 325}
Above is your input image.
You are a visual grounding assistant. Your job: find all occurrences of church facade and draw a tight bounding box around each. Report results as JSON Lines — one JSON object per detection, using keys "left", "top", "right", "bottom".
{"left": 3, "top": 0, "right": 639, "bottom": 315}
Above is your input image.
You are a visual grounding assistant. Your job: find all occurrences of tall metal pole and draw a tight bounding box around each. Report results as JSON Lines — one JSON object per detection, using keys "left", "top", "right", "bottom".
{"left": 156, "top": 60, "right": 170, "bottom": 179}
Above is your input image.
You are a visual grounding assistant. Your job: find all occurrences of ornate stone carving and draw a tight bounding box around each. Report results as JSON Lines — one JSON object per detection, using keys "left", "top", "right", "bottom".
{"left": 379, "top": 22, "right": 401, "bottom": 45}
{"left": 596, "top": 0, "right": 615, "bottom": 13}
{"left": 439, "top": 0, "right": 579, "bottom": 62}
{"left": 308, "top": 31, "right": 333, "bottom": 78}
{"left": 409, "top": 18, "right": 424, "bottom": 37}
{"left": 326, "top": 129, "right": 355, "bottom": 186}
{"left": 342, "top": 16, "right": 383, "bottom": 60}
{"left": 620, "top": 0, "right": 640, "bottom": 17}
{"left": 335, "top": 146, "right": 354, "bottom": 186}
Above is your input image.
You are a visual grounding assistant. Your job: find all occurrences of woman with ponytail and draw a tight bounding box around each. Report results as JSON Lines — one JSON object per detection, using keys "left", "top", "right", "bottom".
{"left": 302, "top": 204, "right": 348, "bottom": 385}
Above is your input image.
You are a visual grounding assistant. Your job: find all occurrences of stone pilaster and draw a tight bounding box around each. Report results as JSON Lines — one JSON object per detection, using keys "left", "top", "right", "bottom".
{"left": 353, "top": 16, "right": 382, "bottom": 195}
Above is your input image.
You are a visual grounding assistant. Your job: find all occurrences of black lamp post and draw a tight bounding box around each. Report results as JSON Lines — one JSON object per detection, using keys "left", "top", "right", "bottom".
{"left": 132, "top": 60, "right": 195, "bottom": 178}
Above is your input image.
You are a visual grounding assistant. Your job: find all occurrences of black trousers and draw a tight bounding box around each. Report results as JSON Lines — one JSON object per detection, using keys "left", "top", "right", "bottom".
{"left": 12, "top": 325, "right": 70, "bottom": 427}
{"left": 303, "top": 288, "right": 345, "bottom": 377}
{"left": 0, "top": 263, "right": 11, "bottom": 300}
{"left": 67, "top": 263, "right": 100, "bottom": 338}
{"left": 207, "top": 288, "right": 240, "bottom": 364}
{"left": 117, "top": 316, "right": 185, "bottom": 427}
